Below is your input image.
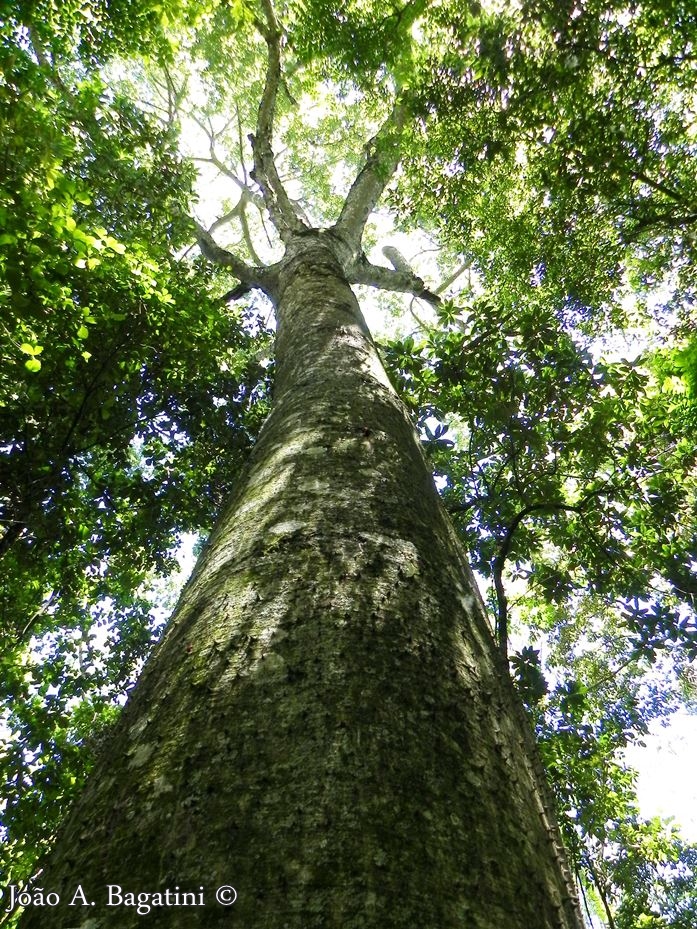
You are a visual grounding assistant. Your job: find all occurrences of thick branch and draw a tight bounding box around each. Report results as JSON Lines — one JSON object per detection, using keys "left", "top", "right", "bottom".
{"left": 249, "top": 0, "right": 307, "bottom": 241}
{"left": 348, "top": 255, "right": 440, "bottom": 304}
{"left": 382, "top": 245, "right": 413, "bottom": 274}
{"left": 334, "top": 102, "right": 408, "bottom": 253}
{"left": 194, "top": 221, "right": 273, "bottom": 293}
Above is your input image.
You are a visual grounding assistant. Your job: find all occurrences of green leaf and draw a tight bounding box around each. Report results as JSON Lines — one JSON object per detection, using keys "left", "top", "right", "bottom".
{"left": 105, "top": 236, "right": 127, "bottom": 254}
{"left": 20, "top": 343, "right": 43, "bottom": 356}
{"left": 77, "top": 325, "right": 89, "bottom": 339}
{"left": 24, "top": 358, "right": 42, "bottom": 372}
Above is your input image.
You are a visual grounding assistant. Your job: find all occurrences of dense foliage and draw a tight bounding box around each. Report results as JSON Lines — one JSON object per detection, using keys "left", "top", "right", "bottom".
{"left": 0, "top": 0, "right": 272, "bottom": 890}
{"left": 1, "top": 0, "right": 696, "bottom": 925}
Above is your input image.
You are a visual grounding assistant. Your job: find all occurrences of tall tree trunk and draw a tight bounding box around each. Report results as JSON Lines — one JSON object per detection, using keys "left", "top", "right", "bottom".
{"left": 18, "top": 236, "right": 584, "bottom": 929}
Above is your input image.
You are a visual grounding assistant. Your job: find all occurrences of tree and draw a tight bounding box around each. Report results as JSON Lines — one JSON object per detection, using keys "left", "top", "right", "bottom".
{"left": 3, "top": 0, "right": 697, "bottom": 926}
{"left": 5, "top": 1, "right": 589, "bottom": 927}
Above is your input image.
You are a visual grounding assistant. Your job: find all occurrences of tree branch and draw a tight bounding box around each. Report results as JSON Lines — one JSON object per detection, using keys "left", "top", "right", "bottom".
{"left": 627, "top": 210, "right": 697, "bottom": 238}
{"left": 207, "top": 204, "right": 243, "bottom": 236}
{"left": 249, "top": 0, "right": 308, "bottom": 242}
{"left": 193, "top": 152, "right": 267, "bottom": 213}
{"left": 0, "top": 521, "right": 23, "bottom": 560}
{"left": 348, "top": 254, "right": 440, "bottom": 304}
{"left": 161, "top": 62, "right": 188, "bottom": 128}
{"left": 238, "top": 206, "right": 264, "bottom": 266}
{"left": 27, "top": 25, "right": 68, "bottom": 92}
{"left": 16, "top": 591, "right": 60, "bottom": 649}
{"left": 632, "top": 168, "right": 686, "bottom": 203}
{"left": 435, "top": 258, "right": 472, "bottom": 295}
{"left": 194, "top": 221, "right": 273, "bottom": 293}
{"left": 493, "top": 501, "right": 588, "bottom": 660}
{"left": 27, "top": 25, "right": 53, "bottom": 69}
{"left": 204, "top": 190, "right": 265, "bottom": 266}
{"left": 334, "top": 102, "right": 408, "bottom": 253}
{"left": 188, "top": 109, "right": 268, "bottom": 215}
{"left": 582, "top": 853, "right": 617, "bottom": 929}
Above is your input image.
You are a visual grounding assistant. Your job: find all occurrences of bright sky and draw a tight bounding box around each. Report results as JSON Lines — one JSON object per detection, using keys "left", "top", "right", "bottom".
{"left": 626, "top": 710, "right": 697, "bottom": 841}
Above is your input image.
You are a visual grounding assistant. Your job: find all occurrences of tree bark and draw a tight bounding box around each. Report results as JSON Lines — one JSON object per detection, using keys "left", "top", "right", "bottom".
{"left": 18, "top": 235, "right": 584, "bottom": 929}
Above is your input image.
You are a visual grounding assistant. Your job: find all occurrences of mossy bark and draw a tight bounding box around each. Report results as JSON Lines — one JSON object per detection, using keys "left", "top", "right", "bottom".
{"left": 19, "top": 235, "right": 584, "bottom": 929}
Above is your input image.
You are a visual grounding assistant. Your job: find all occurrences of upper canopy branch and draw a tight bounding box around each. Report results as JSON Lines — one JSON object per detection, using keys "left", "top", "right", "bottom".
{"left": 334, "top": 102, "right": 408, "bottom": 255}
{"left": 249, "top": 0, "right": 308, "bottom": 243}
{"left": 188, "top": 110, "right": 266, "bottom": 213}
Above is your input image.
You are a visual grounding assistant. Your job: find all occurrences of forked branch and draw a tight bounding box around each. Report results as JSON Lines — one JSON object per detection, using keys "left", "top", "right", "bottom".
{"left": 334, "top": 102, "right": 408, "bottom": 254}
{"left": 249, "top": 0, "right": 308, "bottom": 242}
